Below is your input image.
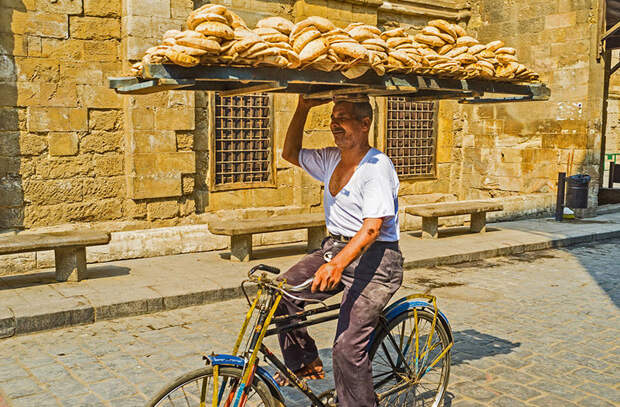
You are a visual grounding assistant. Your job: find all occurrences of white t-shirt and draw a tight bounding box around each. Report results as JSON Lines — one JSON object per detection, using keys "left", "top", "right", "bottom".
{"left": 299, "top": 147, "right": 400, "bottom": 242}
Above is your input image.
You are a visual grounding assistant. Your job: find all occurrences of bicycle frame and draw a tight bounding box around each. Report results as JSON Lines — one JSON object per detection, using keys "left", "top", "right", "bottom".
{"left": 204, "top": 274, "right": 453, "bottom": 407}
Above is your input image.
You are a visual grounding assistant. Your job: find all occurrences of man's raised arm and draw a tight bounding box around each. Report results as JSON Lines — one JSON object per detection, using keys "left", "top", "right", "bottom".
{"left": 282, "top": 97, "right": 329, "bottom": 167}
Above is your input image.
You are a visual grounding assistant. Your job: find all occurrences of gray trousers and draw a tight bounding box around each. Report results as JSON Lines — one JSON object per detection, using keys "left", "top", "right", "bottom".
{"left": 275, "top": 237, "right": 404, "bottom": 407}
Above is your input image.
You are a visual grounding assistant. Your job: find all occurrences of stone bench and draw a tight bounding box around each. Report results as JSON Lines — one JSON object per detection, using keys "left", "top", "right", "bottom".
{"left": 405, "top": 200, "right": 504, "bottom": 239}
{"left": 209, "top": 213, "right": 326, "bottom": 262}
{"left": 0, "top": 231, "right": 111, "bottom": 281}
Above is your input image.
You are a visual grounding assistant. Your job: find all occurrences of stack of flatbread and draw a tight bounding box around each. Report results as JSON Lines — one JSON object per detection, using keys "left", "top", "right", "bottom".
{"left": 346, "top": 23, "right": 388, "bottom": 75}
{"left": 252, "top": 17, "right": 300, "bottom": 68}
{"left": 379, "top": 27, "right": 425, "bottom": 73}
{"left": 130, "top": 4, "right": 541, "bottom": 83}
{"left": 288, "top": 16, "right": 334, "bottom": 70}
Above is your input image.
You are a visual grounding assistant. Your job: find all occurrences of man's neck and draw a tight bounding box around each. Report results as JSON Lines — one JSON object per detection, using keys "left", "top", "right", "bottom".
{"left": 340, "top": 144, "right": 371, "bottom": 166}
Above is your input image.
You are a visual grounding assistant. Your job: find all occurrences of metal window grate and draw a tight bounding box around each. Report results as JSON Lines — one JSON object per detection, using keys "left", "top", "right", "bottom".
{"left": 386, "top": 97, "right": 437, "bottom": 178}
{"left": 214, "top": 93, "right": 273, "bottom": 186}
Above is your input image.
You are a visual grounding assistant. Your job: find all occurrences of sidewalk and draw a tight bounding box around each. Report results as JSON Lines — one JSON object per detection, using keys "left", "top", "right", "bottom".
{"left": 1, "top": 209, "right": 620, "bottom": 339}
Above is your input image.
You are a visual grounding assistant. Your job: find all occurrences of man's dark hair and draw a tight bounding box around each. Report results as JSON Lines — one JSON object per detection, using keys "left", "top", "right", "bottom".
{"left": 351, "top": 101, "right": 373, "bottom": 123}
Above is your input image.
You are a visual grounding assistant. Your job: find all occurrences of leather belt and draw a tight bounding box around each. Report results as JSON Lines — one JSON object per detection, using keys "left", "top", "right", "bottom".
{"left": 329, "top": 233, "right": 352, "bottom": 243}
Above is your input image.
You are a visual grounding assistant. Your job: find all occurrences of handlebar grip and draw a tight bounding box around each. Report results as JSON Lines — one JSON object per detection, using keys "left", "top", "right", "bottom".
{"left": 256, "top": 264, "right": 280, "bottom": 275}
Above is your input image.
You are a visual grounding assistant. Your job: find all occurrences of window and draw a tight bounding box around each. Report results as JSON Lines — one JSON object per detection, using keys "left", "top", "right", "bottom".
{"left": 210, "top": 93, "right": 275, "bottom": 190}
{"left": 385, "top": 97, "right": 437, "bottom": 179}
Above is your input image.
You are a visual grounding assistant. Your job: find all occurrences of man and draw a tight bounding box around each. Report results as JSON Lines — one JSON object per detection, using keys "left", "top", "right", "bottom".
{"left": 275, "top": 95, "right": 403, "bottom": 407}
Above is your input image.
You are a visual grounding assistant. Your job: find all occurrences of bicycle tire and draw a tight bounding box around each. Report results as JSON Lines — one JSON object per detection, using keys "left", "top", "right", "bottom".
{"left": 147, "top": 365, "right": 277, "bottom": 407}
{"left": 369, "top": 309, "right": 451, "bottom": 407}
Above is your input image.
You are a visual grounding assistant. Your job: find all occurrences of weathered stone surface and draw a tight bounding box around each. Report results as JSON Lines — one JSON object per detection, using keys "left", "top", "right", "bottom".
{"left": 34, "top": 0, "right": 83, "bottom": 15}
{"left": 147, "top": 200, "right": 179, "bottom": 220}
{"left": 27, "top": 107, "right": 87, "bottom": 132}
{"left": 132, "top": 130, "right": 176, "bottom": 153}
{"left": 49, "top": 132, "right": 78, "bottom": 156}
{"left": 84, "top": 0, "right": 120, "bottom": 17}
{"left": 88, "top": 110, "right": 122, "bottom": 131}
{"left": 182, "top": 175, "right": 194, "bottom": 195}
{"left": 35, "top": 156, "right": 92, "bottom": 178}
{"left": 84, "top": 176, "right": 124, "bottom": 199}
{"left": 126, "top": 175, "right": 181, "bottom": 199}
{"left": 93, "top": 154, "right": 124, "bottom": 176}
{"left": 133, "top": 152, "right": 195, "bottom": 176}
{"left": 23, "top": 179, "right": 84, "bottom": 205}
{"left": 124, "top": 0, "right": 171, "bottom": 18}
{"left": 154, "top": 108, "right": 195, "bottom": 131}
{"left": 70, "top": 16, "right": 121, "bottom": 40}
{"left": 80, "top": 131, "right": 122, "bottom": 153}
{"left": 77, "top": 85, "right": 122, "bottom": 108}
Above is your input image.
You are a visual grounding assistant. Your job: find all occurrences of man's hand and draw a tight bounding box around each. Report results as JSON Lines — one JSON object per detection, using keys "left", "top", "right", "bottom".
{"left": 311, "top": 262, "right": 344, "bottom": 293}
{"left": 297, "top": 95, "right": 331, "bottom": 111}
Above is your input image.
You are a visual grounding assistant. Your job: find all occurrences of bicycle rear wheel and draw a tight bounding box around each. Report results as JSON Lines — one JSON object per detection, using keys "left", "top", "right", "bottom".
{"left": 147, "top": 365, "right": 276, "bottom": 407}
{"left": 369, "top": 309, "right": 451, "bottom": 407}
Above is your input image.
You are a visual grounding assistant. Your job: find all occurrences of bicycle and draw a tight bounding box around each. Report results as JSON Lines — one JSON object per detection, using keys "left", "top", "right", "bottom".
{"left": 147, "top": 264, "right": 453, "bottom": 407}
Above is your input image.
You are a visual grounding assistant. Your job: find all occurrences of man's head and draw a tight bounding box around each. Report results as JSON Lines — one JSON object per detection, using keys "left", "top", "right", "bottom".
{"left": 330, "top": 100, "right": 373, "bottom": 150}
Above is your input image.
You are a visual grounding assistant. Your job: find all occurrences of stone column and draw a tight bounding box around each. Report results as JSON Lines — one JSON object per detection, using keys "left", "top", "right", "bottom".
{"left": 121, "top": 0, "right": 197, "bottom": 212}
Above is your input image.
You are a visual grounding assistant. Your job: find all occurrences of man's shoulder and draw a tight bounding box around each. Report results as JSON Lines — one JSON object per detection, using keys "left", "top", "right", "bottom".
{"left": 366, "top": 148, "right": 396, "bottom": 170}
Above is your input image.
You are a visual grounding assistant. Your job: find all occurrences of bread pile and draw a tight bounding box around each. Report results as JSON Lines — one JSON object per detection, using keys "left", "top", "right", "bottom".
{"left": 131, "top": 4, "right": 539, "bottom": 83}
{"left": 346, "top": 23, "right": 388, "bottom": 75}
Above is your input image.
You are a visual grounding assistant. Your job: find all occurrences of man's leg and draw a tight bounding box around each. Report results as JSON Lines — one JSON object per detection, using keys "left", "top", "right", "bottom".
{"left": 275, "top": 249, "right": 337, "bottom": 370}
{"left": 332, "top": 243, "right": 404, "bottom": 407}
{"left": 332, "top": 284, "right": 393, "bottom": 407}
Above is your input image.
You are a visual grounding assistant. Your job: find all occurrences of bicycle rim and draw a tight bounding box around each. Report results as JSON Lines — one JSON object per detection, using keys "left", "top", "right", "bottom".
{"left": 369, "top": 309, "right": 451, "bottom": 407}
{"left": 148, "top": 366, "right": 274, "bottom": 407}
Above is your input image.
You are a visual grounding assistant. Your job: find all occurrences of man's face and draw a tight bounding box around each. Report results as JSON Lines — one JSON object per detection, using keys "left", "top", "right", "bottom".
{"left": 330, "top": 102, "right": 371, "bottom": 150}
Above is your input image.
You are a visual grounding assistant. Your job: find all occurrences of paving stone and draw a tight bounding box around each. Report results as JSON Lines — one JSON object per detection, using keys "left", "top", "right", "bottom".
{"left": 28, "top": 363, "right": 73, "bottom": 383}
{"left": 9, "top": 392, "right": 60, "bottom": 406}
{"left": 1, "top": 377, "right": 43, "bottom": 399}
{"left": 0, "top": 363, "right": 29, "bottom": 382}
{"left": 69, "top": 365, "right": 116, "bottom": 383}
{"left": 529, "top": 379, "right": 584, "bottom": 402}
{"left": 490, "top": 396, "right": 529, "bottom": 407}
{"left": 486, "top": 366, "right": 535, "bottom": 384}
{"left": 576, "top": 383, "right": 620, "bottom": 404}
{"left": 528, "top": 395, "right": 580, "bottom": 407}
{"left": 486, "top": 380, "right": 540, "bottom": 401}
{"left": 45, "top": 376, "right": 90, "bottom": 398}
{"left": 88, "top": 378, "right": 138, "bottom": 399}
{"left": 577, "top": 395, "right": 617, "bottom": 407}
{"left": 451, "top": 381, "right": 498, "bottom": 402}
{"left": 61, "top": 392, "right": 107, "bottom": 407}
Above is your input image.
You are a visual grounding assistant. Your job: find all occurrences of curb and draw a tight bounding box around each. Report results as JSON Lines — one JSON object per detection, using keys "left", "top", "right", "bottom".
{"left": 403, "top": 229, "right": 620, "bottom": 269}
{"left": 1, "top": 230, "right": 619, "bottom": 339}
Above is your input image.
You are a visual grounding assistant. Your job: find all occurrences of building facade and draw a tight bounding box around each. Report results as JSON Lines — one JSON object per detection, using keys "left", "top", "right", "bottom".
{"left": 0, "top": 0, "right": 608, "bottom": 272}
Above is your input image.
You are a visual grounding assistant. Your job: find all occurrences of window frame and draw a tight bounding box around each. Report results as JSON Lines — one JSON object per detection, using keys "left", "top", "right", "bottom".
{"left": 383, "top": 97, "right": 439, "bottom": 181}
{"left": 208, "top": 91, "right": 277, "bottom": 191}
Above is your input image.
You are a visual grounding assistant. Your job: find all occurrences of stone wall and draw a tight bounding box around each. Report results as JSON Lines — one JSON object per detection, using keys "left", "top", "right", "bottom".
{"left": 457, "top": 0, "right": 604, "bottom": 211}
{"left": 0, "top": 0, "right": 608, "bottom": 273}
{"left": 1, "top": 0, "right": 125, "bottom": 229}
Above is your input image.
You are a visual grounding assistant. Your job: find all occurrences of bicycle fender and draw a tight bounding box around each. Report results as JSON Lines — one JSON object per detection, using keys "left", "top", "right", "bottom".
{"left": 206, "top": 354, "right": 284, "bottom": 403}
{"left": 383, "top": 300, "right": 453, "bottom": 343}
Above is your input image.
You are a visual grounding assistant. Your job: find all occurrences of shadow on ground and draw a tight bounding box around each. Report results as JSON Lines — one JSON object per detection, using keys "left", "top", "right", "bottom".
{"left": 277, "top": 328, "right": 518, "bottom": 406}
{"left": 0, "top": 266, "right": 130, "bottom": 289}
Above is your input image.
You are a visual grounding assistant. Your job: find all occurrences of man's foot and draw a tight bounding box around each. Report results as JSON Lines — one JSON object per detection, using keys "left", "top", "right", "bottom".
{"left": 273, "top": 358, "right": 325, "bottom": 386}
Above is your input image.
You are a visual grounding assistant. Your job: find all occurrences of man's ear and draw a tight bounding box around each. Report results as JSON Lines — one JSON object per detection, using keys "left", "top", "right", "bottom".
{"left": 361, "top": 116, "right": 371, "bottom": 131}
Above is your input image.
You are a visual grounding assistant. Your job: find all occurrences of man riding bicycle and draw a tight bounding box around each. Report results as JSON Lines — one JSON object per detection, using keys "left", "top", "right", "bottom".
{"left": 276, "top": 95, "right": 404, "bottom": 407}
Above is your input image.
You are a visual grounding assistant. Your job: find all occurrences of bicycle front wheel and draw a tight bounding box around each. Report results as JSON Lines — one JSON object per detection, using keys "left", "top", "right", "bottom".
{"left": 369, "top": 309, "right": 451, "bottom": 407}
{"left": 147, "top": 365, "right": 276, "bottom": 407}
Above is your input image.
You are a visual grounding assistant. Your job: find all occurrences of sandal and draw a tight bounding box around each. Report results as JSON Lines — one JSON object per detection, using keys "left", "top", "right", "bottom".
{"left": 274, "top": 358, "right": 325, "bottom": 386}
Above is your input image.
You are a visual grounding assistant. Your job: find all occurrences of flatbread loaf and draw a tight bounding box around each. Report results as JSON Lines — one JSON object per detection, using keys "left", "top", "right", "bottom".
{"left": 164, "top": 48, "right": 200, "bottom": 67}
{"left": 299, "top": 37, "right": 328, "bottom": 63}
{"left": 195, "top": 21, "right": 234, "bottom": 40}
{"left": 414, "top": 34, "right": 446, "bottom": 48}
{"left": 256, "top": 16, "right": 294, "bottom": 35}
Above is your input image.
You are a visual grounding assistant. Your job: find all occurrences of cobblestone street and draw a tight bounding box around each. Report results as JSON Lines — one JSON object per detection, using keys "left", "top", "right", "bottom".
{"left": 0, "top": 240, "right": 618, "bottom": 407}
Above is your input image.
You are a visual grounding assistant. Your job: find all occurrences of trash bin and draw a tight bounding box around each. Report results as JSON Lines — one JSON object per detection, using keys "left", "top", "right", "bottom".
{"left": 565, "top": 174, "right": 590, "bottom": 209}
